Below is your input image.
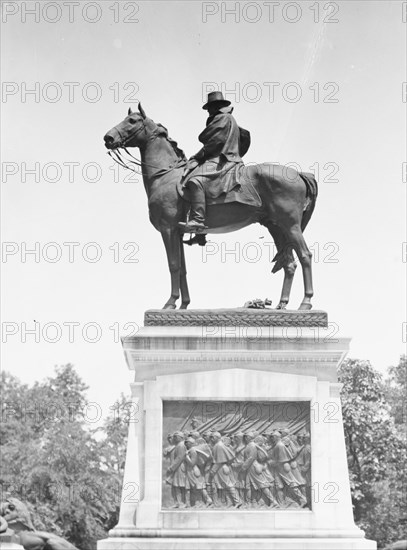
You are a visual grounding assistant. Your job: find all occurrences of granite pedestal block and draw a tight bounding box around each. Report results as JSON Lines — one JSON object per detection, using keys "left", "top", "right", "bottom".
{"left": 97, "top": 310, "right": 376, "bottom": 550}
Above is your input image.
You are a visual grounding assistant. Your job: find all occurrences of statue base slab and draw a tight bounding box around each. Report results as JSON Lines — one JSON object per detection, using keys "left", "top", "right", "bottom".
{"left": 98, "top": 309, "right": 376, "bottom": 550}
{"left": 99, "top": 535, "right": 375, "bottom": 549}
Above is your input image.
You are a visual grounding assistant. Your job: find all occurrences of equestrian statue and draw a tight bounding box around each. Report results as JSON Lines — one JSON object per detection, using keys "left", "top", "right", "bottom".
{"left": 104, "top": 92, "right": 318, "bottom": 311}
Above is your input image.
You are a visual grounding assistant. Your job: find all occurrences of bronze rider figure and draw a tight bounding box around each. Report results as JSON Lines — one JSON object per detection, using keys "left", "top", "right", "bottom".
{"left": 178, "top": 91, "right": 251, "bottom": 233}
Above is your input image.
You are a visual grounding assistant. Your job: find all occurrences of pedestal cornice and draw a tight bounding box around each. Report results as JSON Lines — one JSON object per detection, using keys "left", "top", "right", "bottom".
{"left": 122, "top": 310, "right": 349, "bottom": 382}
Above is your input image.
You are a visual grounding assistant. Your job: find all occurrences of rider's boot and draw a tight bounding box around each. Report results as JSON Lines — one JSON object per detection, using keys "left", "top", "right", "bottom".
{"left": 178, "top": 181, "right": 208, "bottom": 233}
{"left": 183, "top": 234, "right": 207, "bottom": 246}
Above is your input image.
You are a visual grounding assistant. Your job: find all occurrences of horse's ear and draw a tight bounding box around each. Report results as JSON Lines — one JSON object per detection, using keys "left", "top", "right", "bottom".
{"left": 128, "top": 107, "right": 133, "bottom": 115}
{"left": 138, "top": 102, "right": 146, "bottom": 119}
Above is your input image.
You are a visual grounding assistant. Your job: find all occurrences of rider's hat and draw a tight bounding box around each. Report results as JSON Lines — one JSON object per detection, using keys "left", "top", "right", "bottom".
{"left": 202, "top": 91, "right": 231, "bottom": 110}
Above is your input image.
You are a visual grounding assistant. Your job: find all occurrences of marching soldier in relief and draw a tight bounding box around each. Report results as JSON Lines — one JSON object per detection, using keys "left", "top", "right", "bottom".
{"left": 240, "top": 432, "right": 278, "bottom": 508}
{"left": 267, "top": 431, "right": 307, "bottom": 508}
{"left": 163, "top": 433, "right": 175, "bottom": 461}
{"left": 297, "top": 432, "right": 312, "bottom": 508}
{"left": 231, "top": 432, "right": 247, "bottom": 503}
{"left": 166, "top": 431, "right": 187, "bottom": 508}
{"left": 209, "top": 432, "right": 242, "bottom": 508}
{"left": 184, "top": 437, "right": 213, "bottom": 507}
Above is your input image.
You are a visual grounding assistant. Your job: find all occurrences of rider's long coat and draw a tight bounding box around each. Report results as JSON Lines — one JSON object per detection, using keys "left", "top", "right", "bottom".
{"left": 182, "top": 106, "right": 251, "bottom": 199}
{"left": 197, "top": 106, "right": 249, "bottom": 163}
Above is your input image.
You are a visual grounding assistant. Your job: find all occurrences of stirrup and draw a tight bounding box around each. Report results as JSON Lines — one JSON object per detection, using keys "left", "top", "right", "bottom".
{"left": 178, "top": 221, "right": 208, "bottom": 234}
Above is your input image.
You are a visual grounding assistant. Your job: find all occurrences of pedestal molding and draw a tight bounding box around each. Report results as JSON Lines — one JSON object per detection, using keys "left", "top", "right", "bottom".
{"left": 144, "top": 309, "right": 328, "bottom": 328}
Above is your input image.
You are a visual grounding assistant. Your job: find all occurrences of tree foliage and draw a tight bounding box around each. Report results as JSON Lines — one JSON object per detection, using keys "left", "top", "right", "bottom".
{"left": 0, "top": 365, "right": 129, "bottom": 549}
{"left": 384, "top": 355, "right": 407, "bottom": 431}
{"left": 339, "top": 357, "right": 407, "bottom": 548}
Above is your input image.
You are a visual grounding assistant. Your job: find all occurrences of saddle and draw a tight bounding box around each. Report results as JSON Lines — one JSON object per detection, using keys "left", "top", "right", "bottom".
{"left": 177, "top": 163, "right": 262, "bottom": 209}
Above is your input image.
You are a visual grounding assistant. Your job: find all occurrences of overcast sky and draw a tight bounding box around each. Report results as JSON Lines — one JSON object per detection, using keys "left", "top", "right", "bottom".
{"left": 1, "top": 0, "right": 405, "bottom": 417}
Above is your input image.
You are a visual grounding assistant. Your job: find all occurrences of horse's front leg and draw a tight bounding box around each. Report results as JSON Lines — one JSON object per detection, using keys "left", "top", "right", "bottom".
{"left": 161, "top": 228, "right": 182, "bottom": 309}
{"left": 179, "top": 237, "right": 190, "bottom": 309}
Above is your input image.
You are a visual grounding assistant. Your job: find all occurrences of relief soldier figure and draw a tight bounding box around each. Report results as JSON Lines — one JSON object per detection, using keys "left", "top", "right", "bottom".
{"left": 193, "top": 434, "right": 214, "bottom": 501}
{"left": 297, "top": 432, "right": 312, "bottom": 508}
{"left": 267, "top": 431, "right": 307, "bottom": 508}
{"left": 240, "top": 432, "right": 278, "bottom": 508}
{"left": 202, "top": 431, "right": 212, "bottom": 444}
{"left": 280, "top": 428, "right": 306, "bottom": 493}
{"left": 209, "top": 432, "right": 242, "bottom": 508}
{"left": 190, "top": 417, "right": 201, "bottom": 431}
{"left": 163, "top": 433, "right": 175, "bottom": 461}
{"left": 281, "top": 428, "right": 299, "bottom": 456}
{"left": 166, "top": 431, "right": 187, "bottom": 508}
{"left": 231, "top": 432, "right": 247, "bottom": 503}
{"left": 184, "top": 438, "right": 213, "bottom": 507}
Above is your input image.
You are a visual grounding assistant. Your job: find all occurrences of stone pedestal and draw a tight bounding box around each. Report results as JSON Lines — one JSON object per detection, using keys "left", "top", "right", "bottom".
{"left": 98, "top": 309, "right": 376, "bottom": 549}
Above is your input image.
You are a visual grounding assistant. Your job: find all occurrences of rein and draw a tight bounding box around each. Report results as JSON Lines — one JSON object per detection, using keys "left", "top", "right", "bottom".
{"left": 108, "top": 121, "right": 186, "bottom": 178}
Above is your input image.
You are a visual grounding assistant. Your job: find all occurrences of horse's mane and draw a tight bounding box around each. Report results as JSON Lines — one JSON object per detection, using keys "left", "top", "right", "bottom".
{"left": 155, "top": 123, "right": 187, "bottom": 161}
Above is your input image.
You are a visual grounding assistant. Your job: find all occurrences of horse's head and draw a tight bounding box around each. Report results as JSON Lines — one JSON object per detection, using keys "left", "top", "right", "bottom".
{"left": 104, "top": 103, "right": 152, "bottom": 150}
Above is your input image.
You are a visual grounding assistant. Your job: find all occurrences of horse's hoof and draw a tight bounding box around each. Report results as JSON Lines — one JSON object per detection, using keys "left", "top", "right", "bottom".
{"left": 298, "top": 302, "right": 312, "bottom": 311}
{"left": 179, "top": 303, "right": 189, "bottom": 310}
{"left": 163, "top": 304, "right": 177, "bottom": 310}
{"left": 276, "top": 302, "right": 287, "bottom": 310}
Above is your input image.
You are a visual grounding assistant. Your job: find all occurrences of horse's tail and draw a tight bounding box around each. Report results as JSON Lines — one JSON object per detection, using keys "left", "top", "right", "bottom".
{"left": 299, "top": 172, "right": 318, "bottom": 232}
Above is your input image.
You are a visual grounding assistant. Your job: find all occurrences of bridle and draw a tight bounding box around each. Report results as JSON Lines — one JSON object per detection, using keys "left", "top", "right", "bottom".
{"left": 116, "top": 117, "right": 148, "bottom": 147}
{"left": 107, "top": 118, "right": 186, "bottom": 178}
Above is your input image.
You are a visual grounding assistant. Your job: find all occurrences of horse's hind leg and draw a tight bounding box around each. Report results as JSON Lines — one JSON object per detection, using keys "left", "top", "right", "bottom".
{"left": 276, "top": 245, "right": 297, "bottom": 310}
{"left": 179, "top": 238, "right": 191, "bottom": 309}
{"left": 266, "top": 223, "right": 297, "bottom": 309}
{"left": 161, "top": 228, "right": 181, "bottom": 309}
{"left": 285, "top": 224, "right": 313, "bottom": 310}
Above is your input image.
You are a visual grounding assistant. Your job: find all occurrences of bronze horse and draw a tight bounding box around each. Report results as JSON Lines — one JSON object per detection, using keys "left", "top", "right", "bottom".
{"left": 104, "top": 104, "right": 318, "bottom": 310}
